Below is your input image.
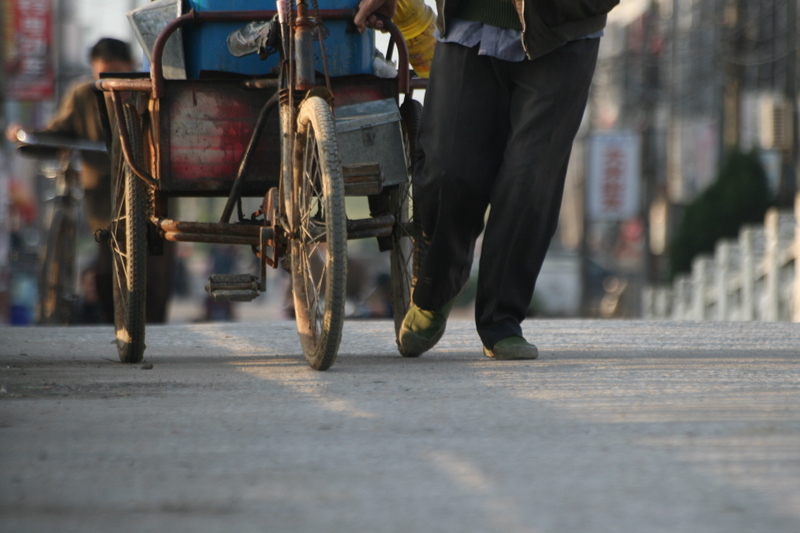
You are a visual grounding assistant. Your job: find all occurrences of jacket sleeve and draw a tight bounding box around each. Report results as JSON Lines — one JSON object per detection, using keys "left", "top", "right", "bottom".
{"left": 537, "top": 0, "right": 620, "bottom": 27}
{"left": 42, "top": 82, "right": 84, "bottom": 137}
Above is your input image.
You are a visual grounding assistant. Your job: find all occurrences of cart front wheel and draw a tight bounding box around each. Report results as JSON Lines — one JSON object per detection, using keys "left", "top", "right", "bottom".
{"left": 290, "top": 96, "right": 347, "bottom": 371}
{"left": 110, "top": 103, "right": 148, "bottom": 363}
{"left": 390, "top": 99, "right": 425, "bottom": 343}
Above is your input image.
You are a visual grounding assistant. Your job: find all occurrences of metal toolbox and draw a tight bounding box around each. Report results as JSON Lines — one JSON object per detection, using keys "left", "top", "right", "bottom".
{"left": 335, "top": 98, "right": 409, "bottom": 190}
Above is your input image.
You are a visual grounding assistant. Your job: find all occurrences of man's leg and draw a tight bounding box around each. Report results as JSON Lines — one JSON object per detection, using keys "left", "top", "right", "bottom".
{"left": 412, "top": 41, "right": 509, "bottom": 311}
{"left": 475, "top": 39, "right": 600, "bottom": 349}
{"left": 84, "top": 186, "right": 114, "bottom": 324}
{"left": 94, "top": 237, "right": 114, "bottom": 324}
{"left": 398, "top": 41, "right": 511, "bottom": 356}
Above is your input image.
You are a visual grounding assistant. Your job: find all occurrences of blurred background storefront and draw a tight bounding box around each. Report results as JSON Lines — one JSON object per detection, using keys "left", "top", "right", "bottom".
{"left": 2, "top": 0, "right": 798, "bottom": 323}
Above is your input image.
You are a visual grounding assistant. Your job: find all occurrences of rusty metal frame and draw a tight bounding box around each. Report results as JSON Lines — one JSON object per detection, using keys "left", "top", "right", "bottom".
{"left": 155, "top": 214, "right": 393, "bottom": 247}
{"left": 95, "top": 6, "right": 414, "bottom": 252}
{"left": 109, "top": 92, "right": 158, "bottom": 187}
{"left": 94, "top": 9, "right": 412, "bottom": 194}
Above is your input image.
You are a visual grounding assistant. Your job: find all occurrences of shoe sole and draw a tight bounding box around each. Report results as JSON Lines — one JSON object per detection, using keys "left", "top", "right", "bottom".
{"left": 398, "top": 325, "right": 446, "bottom": 358}
{"left": 483, "top": 345, "right": 539, "bottom": 360}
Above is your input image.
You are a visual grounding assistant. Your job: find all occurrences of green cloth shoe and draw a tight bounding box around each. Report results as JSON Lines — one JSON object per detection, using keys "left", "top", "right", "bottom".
{"left": 397, "top": 300, "right": 455, "bottom": 357}
{"left": 483, "top": 336, "right": 539, "bottom": 360}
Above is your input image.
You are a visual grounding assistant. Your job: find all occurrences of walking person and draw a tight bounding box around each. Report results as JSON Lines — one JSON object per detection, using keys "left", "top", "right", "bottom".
{"left": 8, "top": 38, "right": 174, "bottom": 323}
{"left": 7, "top": 38, "right": 133, "bottom": 235}
{"left": 355, "top": 0, "right": 619, "bottom": 359}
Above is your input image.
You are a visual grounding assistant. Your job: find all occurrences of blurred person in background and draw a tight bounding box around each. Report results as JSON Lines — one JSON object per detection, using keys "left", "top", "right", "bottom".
{"left": 7, "top": 37, "right": 174, "bottom": 323}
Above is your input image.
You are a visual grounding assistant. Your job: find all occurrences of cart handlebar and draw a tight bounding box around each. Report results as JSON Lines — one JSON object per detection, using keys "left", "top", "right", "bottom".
{"left": 14, "top": 130, "right": 107, "bottom": 159}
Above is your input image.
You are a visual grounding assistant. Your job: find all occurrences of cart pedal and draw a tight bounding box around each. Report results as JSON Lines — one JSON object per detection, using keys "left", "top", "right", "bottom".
{"left": 205, "top": 274, "right": 260, "bottom": 302}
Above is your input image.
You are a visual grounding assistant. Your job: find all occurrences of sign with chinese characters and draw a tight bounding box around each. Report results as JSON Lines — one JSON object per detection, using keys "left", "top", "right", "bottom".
{"left": 4, "top": 0, "right": 54, "bottom": 101}
{"left": 587, "top": 131, "right": 641, "bottom": 221}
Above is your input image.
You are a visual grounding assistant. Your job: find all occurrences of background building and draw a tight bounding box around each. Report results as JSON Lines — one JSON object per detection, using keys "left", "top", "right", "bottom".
{"left": 2, "top": 0, "right": 797, "bottom": 321}
{"left": 553, "top": 0, "right": 799, "bottom": 317}
{"left": 1, "top": 0, "right": 148, "bottom": 323}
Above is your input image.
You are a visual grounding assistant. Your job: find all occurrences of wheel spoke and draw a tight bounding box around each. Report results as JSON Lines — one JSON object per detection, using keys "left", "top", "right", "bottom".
{"left": 109, "top": 102, "right": 147, "bottom": 363}
{"left": 385, "top": 99, "right": 425, "bottom": 340}
{"left": 290, "top": 97, "right": 346, "bottom": 370}
{"left": 298, "top": 124, "right": 328, "bottom": 342}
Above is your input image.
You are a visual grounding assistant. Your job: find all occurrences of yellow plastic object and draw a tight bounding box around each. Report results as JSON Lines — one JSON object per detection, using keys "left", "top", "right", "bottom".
{"left": 393, "top": 0, "right": 436, "bottom": 78}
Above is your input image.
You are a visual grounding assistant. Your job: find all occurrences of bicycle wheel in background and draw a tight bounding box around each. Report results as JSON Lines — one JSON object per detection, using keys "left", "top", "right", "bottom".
{"left": 109, "top": 103, "right": 148, "bottom": 363}
{"left": 37, "top": 207, "right": 77, "bottom": 325}
{"left": 290, "top": 96, "right": 347, "bottom": 371}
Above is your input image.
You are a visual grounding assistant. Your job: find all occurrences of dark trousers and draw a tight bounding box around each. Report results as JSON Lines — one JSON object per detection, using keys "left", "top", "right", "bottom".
{"left": 413, "top": 38, "right": 599, "bottom": 348}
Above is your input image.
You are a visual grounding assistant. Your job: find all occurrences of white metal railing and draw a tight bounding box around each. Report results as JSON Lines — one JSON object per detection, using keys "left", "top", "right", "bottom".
{"left": 642, "top": 194, "right": 800, "bottom": 322}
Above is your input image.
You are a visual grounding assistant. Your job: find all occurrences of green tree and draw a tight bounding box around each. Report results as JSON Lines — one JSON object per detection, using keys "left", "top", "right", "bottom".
{"left": 669, "top": 149, "right": 771, "bottom": 279}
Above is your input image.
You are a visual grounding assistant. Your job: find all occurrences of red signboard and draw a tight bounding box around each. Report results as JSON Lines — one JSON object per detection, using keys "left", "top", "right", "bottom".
{"left": 4, "top": 0, "right": 54, "bottom": 101}
{"left": 587, "top": 131, "right": 641, "bottom": 221}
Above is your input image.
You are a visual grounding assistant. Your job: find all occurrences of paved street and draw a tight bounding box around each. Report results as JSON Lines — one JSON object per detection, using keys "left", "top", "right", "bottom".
{"left": 1, "top": 318, "right": 799, "bottom": 532}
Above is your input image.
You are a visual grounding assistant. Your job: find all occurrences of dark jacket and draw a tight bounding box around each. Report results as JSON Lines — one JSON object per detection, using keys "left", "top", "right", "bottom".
{"left": 43, "top": 78, "right": 109, "bottom": 191}
{"left": 40, "top": 78, "right": 113, "bottom": 230}
{"left": 435, "top": 0, "right": 620, "bottom": 59}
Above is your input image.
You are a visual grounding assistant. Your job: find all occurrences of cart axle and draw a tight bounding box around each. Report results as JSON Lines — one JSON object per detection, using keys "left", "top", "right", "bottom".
{"left": 155, "top": 215, "right": 395, "bottom": 246}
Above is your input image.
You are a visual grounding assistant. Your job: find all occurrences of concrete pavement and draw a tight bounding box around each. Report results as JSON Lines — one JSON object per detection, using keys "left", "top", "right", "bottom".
{"left": 1, "top": 318, "right": 799, "bottom": 532}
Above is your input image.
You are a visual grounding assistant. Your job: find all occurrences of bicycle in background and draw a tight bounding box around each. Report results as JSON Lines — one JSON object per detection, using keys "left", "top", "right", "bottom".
{"left": 14, "top": 130, "right": 107, "bottom": 325}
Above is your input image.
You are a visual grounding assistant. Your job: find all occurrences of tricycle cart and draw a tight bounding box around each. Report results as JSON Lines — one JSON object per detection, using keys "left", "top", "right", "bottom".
{"left": 94, "top": 1, "right": 426, "bottom": 370}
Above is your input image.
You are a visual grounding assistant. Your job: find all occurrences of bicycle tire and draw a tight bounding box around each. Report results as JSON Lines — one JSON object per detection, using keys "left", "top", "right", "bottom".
{"left": 38, "top": 207, "right": 76, "bottom": 325}
{"left": 390, "top": 99, "right": 426, "bottom": 347}
{"left": 110, "top": 103, "right": 148, "bottom": 363}
{"left": 290, "top": 96, "right": 347, "bottom": 371}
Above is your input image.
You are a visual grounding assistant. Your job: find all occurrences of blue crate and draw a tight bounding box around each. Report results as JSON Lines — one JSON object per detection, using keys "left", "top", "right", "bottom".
{"left": 184, "top": 0, "right": 373, "bottom": 77}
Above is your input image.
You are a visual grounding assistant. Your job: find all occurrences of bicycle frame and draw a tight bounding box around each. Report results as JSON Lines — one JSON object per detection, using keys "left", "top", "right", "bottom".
{"left": 16, "top": 136, "right": 90, "bottom": 325}
{"left": 94, "top": 4, "right": 412, "bottom": 245}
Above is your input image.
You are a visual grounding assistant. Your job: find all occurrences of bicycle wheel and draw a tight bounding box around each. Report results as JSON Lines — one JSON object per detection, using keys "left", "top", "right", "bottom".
{"left": 389, "top": 99, "right": 425, "bottom": 343}
{"left": 109, "top": 103, "right": 148, "bottom": 363}
{"left": 290, "top": 96, "right": 347, "bottom": 371}
{"left": 38, "top": 207, "right": 76, "bottom": 325}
